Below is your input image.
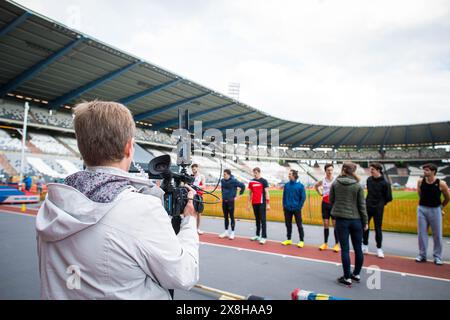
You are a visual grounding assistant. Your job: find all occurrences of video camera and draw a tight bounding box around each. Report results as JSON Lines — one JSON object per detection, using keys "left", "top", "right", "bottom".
{"left": 145, "top": 109, "right": 205, "bottom": 233}
{"left": 147, "top": 153, "right": 204, "bottom": 217}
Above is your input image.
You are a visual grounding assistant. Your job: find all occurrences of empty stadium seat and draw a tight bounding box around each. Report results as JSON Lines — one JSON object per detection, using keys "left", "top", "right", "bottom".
{"left": 29, "top": 133, "right": 73, "bottom": 156}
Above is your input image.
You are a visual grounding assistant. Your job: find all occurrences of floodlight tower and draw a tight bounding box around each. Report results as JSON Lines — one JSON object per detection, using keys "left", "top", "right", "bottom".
{"left": 228, "top": 82, "right": 240, "bottom": 100}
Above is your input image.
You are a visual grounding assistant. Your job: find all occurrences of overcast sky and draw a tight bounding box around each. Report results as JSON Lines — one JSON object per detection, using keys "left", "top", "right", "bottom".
{"left": 16, "top": 0, "right": 450, "bottom": 126}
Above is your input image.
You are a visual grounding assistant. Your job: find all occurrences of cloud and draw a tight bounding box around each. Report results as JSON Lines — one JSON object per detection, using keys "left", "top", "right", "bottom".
{"left": 16, "top": 0, "right": 450, "bottom": 125}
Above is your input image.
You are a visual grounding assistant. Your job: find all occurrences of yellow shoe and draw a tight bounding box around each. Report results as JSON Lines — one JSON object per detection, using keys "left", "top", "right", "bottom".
{"left": 319, "top": 243, "right": 328, "bottom": 251}
{"left": 281, "top": 239, "right": 292, "bottom": 246}
{"left": 333, "top": 244, "right": 340, "bottom": 252}
{"left": 297, "top": 241, "right": 304, "bottom": 248}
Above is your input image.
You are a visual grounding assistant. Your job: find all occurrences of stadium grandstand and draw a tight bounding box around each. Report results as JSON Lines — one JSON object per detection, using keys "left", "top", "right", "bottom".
{"left": 0, "top": 0, "right": 449, "bottom": 189}
{"left": 1, "top": 0, "right": 450, "bottom": 302}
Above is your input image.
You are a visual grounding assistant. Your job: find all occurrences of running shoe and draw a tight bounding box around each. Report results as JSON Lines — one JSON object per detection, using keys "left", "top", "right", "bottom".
{"left": 219, "top": 231, "right": 229, "bottom": 239}
{"left": 434, "top": 258, "right": 443, "bottom": 266}
{"left": 197, "top": 229, "right": 204, "bottom": 235}
{"left": 351, "top": 274, "right": 361, "bottom": 283}
{"left": 229, "top": 232, "right": 235, "bottom": 240}
{"left": 281, "top": 239, "right": 292, "bottom": 246}
{"left": 259, "top": 238, "right": 267, "bottom": 245}
{"left": 415, "top": 255, "right": 426, "bottom": 263}
{"left": 333, "top": 244, "right": 340, "bottom": 253}
{"left": 362, "top": 244, "right": 369, "bottom": 254}
{"left": 319, "top": 243, "right": 328, "bottom": 251}
{"left": 297, "top": 241, "right": 304, "bottom": 248}
{"left": 337, "top": 276, "right": 352, "bottom": 286}
{"left": 250, "top": 236, "right": 261, "bottom": 241}
{"left": 377, "top": 248, "right": 385, "bottom": 259}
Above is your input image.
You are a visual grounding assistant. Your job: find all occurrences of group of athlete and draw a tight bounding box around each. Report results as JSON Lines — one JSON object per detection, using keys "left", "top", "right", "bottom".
{"left": 192, "top": 161, "right": 449, "bottom": 284}
{"left": 209, "top": 163, "right": 391, "bottom": 255}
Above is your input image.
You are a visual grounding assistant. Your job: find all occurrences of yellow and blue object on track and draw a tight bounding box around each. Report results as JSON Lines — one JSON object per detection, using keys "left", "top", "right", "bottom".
{"left": 291, "top": 288, "right": 349, "bottom": 300}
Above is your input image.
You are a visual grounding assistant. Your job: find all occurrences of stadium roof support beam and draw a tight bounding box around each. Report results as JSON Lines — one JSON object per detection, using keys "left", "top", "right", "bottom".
{"left": 291, "top": 126, "right": 327, "bottom": 148}
{"left": 427, "top": 124, "right": 435, "bottom": 148}
{"left": 219, "top": 118, "right": 283, "bottom": 137}
{"left": 333, "top": 128, "right": 357, "bottom": 150}
{"left": 0, "top": 11, "right": 31, "bottom": 37}
{"left": 280, "top": 125, "right": 314, "bottom": 144}
{"left": 216, "top": 116, "right": 266, "bottom": 130}
{"left": 0, "top": 37, "right": 85, "bottom": 97}
{"left": 200, "top": 111, "right": 254, "bottom": 130}
{"left": 119, "top": 78, "right": 182, "bottom": 105}
{"left": 404, "top": 126, "right": 409, "bottom": 146}
{"left": 380, "top": 127, "right": 392, "bottom": 151}
{"left": 151, "top": 102, "right": 235, "bottom": 131}
{"left": 133, "top": 92, "right": 210, "bottom": 121}
{"left": 311, "top": 127, "right": 341, "bottom": 149}
{"left": 278, "top": 123, "right": 301, "bottom": 140}
{"left": 446, "top": 122, "right": 450, "bottom": 138}
{"left": 268, "top": 121, "right": 289, "bottom": 132}
{"left": 49, "top": 61, "right": 142, "bottom": 109}
{"left": 357, "top": 127, "right": 375, "bottom": 150}
{"left": 241, "top": 118, "right": 277, "bottom": 130}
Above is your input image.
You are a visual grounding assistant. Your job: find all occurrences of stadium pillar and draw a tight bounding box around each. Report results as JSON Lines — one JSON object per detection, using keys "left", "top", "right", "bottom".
{"left": 19, "top": 102, "right": 29, "bottom": 189}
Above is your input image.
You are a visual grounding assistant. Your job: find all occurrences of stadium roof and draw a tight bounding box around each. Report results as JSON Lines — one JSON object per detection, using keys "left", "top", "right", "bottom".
{"left": 1, "top": 0, "right": 449, "bottom": 150}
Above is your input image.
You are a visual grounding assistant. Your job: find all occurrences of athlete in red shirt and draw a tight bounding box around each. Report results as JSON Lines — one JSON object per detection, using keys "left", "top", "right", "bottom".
{"left": 247, "top": 167, "right": 270, "bottom": 244}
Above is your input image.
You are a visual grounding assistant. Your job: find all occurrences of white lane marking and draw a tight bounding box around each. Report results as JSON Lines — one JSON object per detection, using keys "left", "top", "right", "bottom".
{"left": 200, "top": 242, "right": 450, "bottom": 283}
{"left": 202, "top": 231, "right": 450, "bottom": 265}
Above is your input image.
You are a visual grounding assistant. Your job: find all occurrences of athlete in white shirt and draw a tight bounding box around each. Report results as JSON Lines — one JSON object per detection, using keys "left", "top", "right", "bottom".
{"left": 314, "top": 163, "right": 340, "bottom": 252}
{"left": 191, "top": 164, "right": 206, "bottom": 235}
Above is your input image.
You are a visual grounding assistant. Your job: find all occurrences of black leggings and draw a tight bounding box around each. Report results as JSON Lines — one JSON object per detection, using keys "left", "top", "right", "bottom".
{"left": 222, "top": 200, "right": 235, "bottom": 231}
{"left": 284, "top": 209, "right": 304, "bottom": 241}
{"left": 252, "top": 204, "right": 267, "bottom": 238}
{"left": 363, "top": 205, "right": 384, "bottom": 248}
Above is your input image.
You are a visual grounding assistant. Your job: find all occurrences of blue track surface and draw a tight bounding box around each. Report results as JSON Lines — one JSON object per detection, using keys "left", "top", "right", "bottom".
{"left": 0, "top": 186, "right": 25, "bottom": 202}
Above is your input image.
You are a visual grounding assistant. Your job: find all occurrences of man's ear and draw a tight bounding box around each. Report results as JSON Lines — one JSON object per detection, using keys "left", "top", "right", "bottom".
{"left": 124, "top": 138, "right": 134, "bottom": 158}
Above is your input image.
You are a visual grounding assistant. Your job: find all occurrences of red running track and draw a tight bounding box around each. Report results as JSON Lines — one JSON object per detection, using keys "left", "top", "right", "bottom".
{"left": 0, "top": 204, "right": 38, "bottom": 216}
{"left": 199, "top": 233, "right": 450, "bottom": 281}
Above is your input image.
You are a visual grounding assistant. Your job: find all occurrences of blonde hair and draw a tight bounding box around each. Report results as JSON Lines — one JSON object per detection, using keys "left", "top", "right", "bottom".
{"left": 73, "top": 100, "right": 136, "bottom": 166}
{"left": 340, "top": 162, "right": 360, "bottom": 182}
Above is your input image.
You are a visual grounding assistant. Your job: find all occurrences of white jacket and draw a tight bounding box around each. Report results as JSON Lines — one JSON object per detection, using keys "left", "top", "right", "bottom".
{"left": 36, "top": 170, "right": 199, "bottom": 300}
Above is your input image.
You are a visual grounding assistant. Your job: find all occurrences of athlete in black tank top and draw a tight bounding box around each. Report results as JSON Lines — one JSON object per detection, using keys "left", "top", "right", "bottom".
{"left": 419, "top": 178, "right": 442, "bottom": 208}
{"left": 416, "top": 164, "right": 450, "bottom": 265}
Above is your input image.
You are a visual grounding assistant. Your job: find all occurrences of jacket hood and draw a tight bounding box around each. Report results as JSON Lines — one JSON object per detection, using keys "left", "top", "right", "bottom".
{"left": 36, "top": 167, "right": 164, "bottom": 243}
{"left": 36, "top": 183, "right": 123, "bottom": 242}
{"left": 336, "top": 175, "right": 358, "bottom": 186}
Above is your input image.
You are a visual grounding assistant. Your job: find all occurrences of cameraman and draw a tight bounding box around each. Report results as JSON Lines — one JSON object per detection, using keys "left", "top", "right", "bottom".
{"left": 35, "top": 101, "right": 199, "bottom": 300}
